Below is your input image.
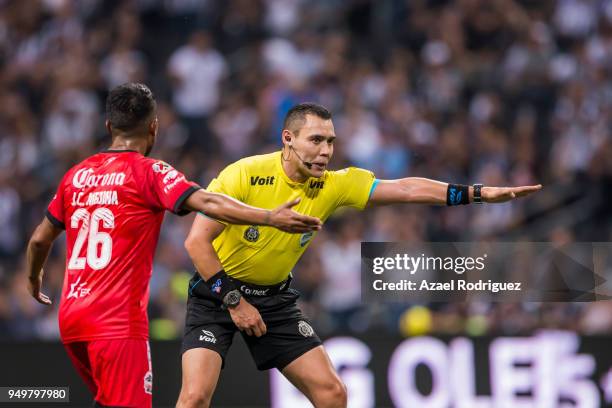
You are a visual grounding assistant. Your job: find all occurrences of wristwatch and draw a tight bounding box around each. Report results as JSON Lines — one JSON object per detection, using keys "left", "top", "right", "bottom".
{"left": 473, "top": 184, "right": 484, "bottom": 204}
{"left": 223, "top": 289, "right": 242, "bottom": 309}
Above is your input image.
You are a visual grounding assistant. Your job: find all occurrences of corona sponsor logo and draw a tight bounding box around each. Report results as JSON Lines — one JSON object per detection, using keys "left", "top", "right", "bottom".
{"left": 72, "top": 168, "right": 125, "bottom": 189}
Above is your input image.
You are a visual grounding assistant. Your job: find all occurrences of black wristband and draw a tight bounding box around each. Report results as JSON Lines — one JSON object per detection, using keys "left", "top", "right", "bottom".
{"left": 447, "top": 184, "right": 470, "bottom": 206}
{"left": 205, "top": 270, "right": 238, "bottom": 301}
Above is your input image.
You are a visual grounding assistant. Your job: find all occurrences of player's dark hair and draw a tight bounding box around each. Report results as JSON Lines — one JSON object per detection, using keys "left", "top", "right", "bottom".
{"left": 106, "top": 83, "right": 156, "bottom": 132}
{"left": 283, "top": 103, "right": 332, "bottom": 134}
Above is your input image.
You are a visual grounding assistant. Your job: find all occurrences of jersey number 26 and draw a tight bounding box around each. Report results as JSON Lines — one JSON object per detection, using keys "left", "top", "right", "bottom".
{"left": 68, "top": 207, "right": 114, "bottom": 270}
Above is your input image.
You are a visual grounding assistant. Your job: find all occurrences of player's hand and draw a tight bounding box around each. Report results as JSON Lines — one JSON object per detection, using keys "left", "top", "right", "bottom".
{"left": 269, "top": 198, "right": 322, "bottom": 233}
{"left": 228, "top": 298, "right": 267, "bottom": 337}
{"left": 27, "top": 274, "right": 52, "bottom": 305}
{"left": 482, "top": 184, "right": 542, "bottom": 203}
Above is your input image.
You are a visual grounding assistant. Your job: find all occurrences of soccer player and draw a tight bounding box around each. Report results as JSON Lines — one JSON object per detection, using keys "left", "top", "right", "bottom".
{"left": 178, "top": 103, "right": 542, "bottom": 408}
{"left": 25, "top": 84, "right": 321, "bottom": 408}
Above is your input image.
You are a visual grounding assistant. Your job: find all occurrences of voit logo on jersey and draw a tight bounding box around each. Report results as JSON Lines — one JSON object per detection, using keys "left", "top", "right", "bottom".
{"left": 250, "top": 176, "right": 275, "bottom": 186}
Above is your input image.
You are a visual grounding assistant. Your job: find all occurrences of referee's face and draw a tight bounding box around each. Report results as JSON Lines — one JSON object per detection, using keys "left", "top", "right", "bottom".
{"left": 293, "top": 115, "right": 336, "bottom": 178}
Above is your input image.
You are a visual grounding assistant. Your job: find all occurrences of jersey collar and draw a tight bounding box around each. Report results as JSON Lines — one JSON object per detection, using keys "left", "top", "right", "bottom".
{"left": 101, "top": 149, "right": 139, "bottom": 154}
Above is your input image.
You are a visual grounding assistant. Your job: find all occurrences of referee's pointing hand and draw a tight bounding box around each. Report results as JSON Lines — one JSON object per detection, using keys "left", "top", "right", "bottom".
{"left": 481, "top": 184, "right": 543, "bottom": 203}
{"left": 269, "top": 198, "right": 322, "bottom": 233}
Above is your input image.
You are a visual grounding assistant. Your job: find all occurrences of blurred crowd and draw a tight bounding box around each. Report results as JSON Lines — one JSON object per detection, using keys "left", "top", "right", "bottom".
{"left": 1, "top": 0, "right": 611, "bottom": 341}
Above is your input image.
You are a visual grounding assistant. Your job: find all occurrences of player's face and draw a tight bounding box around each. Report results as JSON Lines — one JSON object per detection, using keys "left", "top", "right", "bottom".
{"left": 293, "top": 115, "right": 336, "bottom": 178}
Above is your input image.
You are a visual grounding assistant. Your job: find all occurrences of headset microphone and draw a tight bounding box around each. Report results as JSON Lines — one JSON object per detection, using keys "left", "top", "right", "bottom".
{"left": 289, "top": 145, "right": 313, "bottom": 169}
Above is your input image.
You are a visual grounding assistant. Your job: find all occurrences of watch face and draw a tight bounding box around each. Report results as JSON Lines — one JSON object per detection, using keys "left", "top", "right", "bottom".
{"left": 224, "top": 290, "right": 241, "bottom": 307}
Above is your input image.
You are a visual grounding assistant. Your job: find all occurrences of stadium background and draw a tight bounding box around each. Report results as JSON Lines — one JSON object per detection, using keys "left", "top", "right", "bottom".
{"left": 0, "top": 0, "right": 611, "bottom": 406}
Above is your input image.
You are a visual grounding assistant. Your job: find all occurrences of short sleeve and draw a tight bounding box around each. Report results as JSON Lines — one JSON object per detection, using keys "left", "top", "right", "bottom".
{"left": 46, "top": 175, "right": 67, "bottom": 229}
{"left": 206, "top": 162, "right": 245, "bottom": 201}
{"left": 142, "top": 160, "right": 200, "bottom": 215}
{"left": 332, "top": 167, "right": 376, "bottom": 210}
{"left": 203, "top": 162, "right": 246, "bottom": 224}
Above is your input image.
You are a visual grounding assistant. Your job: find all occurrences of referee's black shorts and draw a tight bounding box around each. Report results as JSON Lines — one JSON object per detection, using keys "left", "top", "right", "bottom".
{"left": 181, "top": 274, "right": 322, "bottom": 371}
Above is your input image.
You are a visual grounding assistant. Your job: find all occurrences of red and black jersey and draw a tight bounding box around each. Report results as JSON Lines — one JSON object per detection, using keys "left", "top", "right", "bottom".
{"left": 46, "top": 150, "right": 199, "bottom": 343}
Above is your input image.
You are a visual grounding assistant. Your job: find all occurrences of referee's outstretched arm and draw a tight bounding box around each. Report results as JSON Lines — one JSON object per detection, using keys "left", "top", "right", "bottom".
{"left": 368, "top": 178, "right": 542, "bottom": 206}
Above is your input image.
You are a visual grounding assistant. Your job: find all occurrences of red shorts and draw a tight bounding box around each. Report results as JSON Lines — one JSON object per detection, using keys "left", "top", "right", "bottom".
{"left": 64, "top": 339, "right": 152, "bottom": 408}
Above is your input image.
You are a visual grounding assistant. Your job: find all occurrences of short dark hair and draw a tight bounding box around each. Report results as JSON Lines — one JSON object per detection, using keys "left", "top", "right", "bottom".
{"left": 106, "top": 83, "right": 156, "bottom": 131}
{"left": 283, "top": 103, "right": 332, "bottom": 134}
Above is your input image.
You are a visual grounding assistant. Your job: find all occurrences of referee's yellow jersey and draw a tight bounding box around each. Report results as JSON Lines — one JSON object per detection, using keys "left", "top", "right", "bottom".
{"left": 204, "top": 151, "right": 377, "bottom": 285}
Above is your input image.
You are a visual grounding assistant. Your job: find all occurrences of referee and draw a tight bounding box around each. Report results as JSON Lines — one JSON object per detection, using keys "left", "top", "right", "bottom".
{"left": 177, "top": 103, "right": 541, "bottom": 408}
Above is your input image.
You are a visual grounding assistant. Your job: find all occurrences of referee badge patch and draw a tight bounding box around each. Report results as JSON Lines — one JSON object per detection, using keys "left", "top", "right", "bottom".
{"left": 298, "top": 320, "right": 314, "bottom": 337}
{"left": 244, "top": 226, "right": 260, "bottom": 242}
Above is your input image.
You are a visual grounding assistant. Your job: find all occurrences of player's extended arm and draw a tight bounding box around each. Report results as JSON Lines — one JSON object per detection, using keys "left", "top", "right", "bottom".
{"left": 183, "top": 189, "right": 321, "bottom": 233}
{"left": 26, "top": 217, "right": 64, "bottom": 305}
{"left": 185, "top": 216, "right": 267, "bottom": 337}
{"left": 368, "top": 178, "right": 542, "bottom": 206}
